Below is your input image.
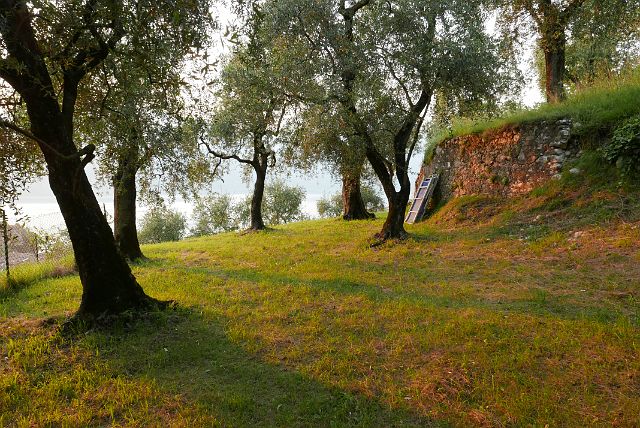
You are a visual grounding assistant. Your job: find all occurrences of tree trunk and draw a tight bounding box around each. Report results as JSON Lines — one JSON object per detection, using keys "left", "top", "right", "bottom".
{"left": 376, "top": 187, "right": 410, "bottom": 241}
{"left": 27, "top": 90, "right": 155, "bottom": 320}
{"left": 341, "top": 171, "right": 374, "bottom": 220}
{"left": 0, "top": 1, "right": 156, "bottom": 320}
{"left": 543, "top": 30, "right": 567, "bottom": 103}
{"left": 364, "top": 147, "right": 410, "bottom": 241}
{"left": 362, "top": 89, "right": 431, "bottom": 241}
{"left": 249, "top": 162, "right": 267, "bottom": 231}
{"left": 113, "top": 156, "right": 144, "bottom": 260}
{"left": 46, "top": 154, "right": 155, "bottom": 317}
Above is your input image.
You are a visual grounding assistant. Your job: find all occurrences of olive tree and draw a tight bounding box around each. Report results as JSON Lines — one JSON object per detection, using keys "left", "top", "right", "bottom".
{"left": 496, "top": 0, "right": 640, "bottom": 102}
{"left": 201, "top": 8, "right": 290, "bottom": 231}
{"left": 0, "top": 0, "right": 211, "bottom": 319}
{"left": 266, "top": 0, "right": 508, "bottom": 240}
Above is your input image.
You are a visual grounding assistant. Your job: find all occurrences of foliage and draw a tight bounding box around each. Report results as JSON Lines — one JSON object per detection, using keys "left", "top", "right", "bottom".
{"left": 317, "top": 185, "right": 386, "bottom": 218}
{"left": 316, "top": 194, "right": 343, "bottom": 219}
{"left": 138, "top": 205, "right": 187, "bottom": 244}
{"left": 261, "top": 179, "right": 306, "bottom": 225}
{"left": 77, "top": 0, "right": 215, "bottom": 203}
{"left": 266, "top": 0, "right": 515, "bottom": 239}
{"left": 602, "top": 116, "right": 640, "bottom": 178}
{"left": 191, "top": 195, "right": 240, "bottom": 236}
{"left": 495, "top": 0, "right": 640, "bottom": 99}
{"left": 204, "top": 18, "right": 288, "bottom": 170}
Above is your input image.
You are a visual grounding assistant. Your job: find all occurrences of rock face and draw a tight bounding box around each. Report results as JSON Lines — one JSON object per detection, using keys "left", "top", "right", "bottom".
{"left": 419, "top": 119, "right": 580, "bottom": 204}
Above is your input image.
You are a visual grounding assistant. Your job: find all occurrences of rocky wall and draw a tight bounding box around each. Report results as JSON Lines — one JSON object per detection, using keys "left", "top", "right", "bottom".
{"left": 419, "top": 119, "right": 581, "bottom": 204}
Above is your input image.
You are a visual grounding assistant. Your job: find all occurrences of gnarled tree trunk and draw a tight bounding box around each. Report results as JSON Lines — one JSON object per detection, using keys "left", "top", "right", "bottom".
{"left": 113, "top": 154, "right": 144, "bottom": 260}
{"left": 249, "top": 158, "right": 267, "bottom": 231}
{"left": 341, "top": 170, "right": 374, "bottom": 220}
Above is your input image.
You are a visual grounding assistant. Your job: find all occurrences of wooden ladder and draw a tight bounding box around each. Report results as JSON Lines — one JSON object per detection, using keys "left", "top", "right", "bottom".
{"left": 405, "top": 174, "right": 439, "bottom": 224}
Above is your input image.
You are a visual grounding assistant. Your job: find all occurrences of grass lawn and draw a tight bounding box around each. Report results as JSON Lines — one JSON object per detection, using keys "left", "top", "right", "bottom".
{"left": 1, "top": 172, "right": 639, "bottom": 426}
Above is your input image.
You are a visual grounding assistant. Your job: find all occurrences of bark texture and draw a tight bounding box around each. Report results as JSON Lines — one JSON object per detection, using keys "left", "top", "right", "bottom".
{"left": 249, "top": 157, "right": 267, "bottom": 231}
{"left": 543, "top": 28, "right": 566, "bottom": 103}
{"left": 113, "top": 154, "right": 144, "bottom": 260}
{"left": 341, "top": 171, "right": 374, "bottom": 220}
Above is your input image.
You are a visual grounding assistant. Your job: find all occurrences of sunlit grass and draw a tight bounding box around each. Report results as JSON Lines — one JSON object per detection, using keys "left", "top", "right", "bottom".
{"left": 1, "top": 173, "right": 639, "bottom": 426}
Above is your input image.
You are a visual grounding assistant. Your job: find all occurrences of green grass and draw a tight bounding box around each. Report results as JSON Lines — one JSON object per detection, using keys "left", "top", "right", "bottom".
{"left": 1, "top": 178, "right": 639, "bottom": 426}
{"left": 0, "top": 255, "right": 75, "bottom": 298}
{"left": 426, "top": 71, "right": 640, "bottom": 161}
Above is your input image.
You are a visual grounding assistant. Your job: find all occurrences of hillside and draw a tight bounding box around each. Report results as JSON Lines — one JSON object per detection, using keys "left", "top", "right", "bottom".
{"left": 427, "top": 71, "right": 640, "bottom": 160}
{"left": 1, "top": 166, "right": 639, "bottom": 427}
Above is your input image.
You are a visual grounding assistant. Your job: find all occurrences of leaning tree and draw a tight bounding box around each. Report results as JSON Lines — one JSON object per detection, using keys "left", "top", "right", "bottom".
{"left": 267, "top": 0, "right": 509, "bottom": 240}
{"left": 0, "top": 0, "right": 210, "bottom": 319}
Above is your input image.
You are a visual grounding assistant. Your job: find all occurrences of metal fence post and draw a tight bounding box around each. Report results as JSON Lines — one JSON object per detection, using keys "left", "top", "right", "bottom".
{"left": 1, "top": 208, "right": 9, "bottom": 283}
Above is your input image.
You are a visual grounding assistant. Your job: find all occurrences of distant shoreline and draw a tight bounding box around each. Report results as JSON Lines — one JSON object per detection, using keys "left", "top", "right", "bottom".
{"left": 10, "top": 194, "right": 326, "bottom": 232}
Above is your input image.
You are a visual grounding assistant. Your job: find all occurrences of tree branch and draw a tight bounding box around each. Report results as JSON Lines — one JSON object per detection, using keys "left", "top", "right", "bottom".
{"left": 200, "top": 138, "right": 254, "bottom": 166}
{"left": 0, "top": 119, "right": 94, "bottom": 164}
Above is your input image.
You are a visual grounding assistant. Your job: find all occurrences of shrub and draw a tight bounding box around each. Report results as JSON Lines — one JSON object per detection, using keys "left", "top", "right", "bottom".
{"left": 262, "top": 180, "right": 306, "bottom": 225}
{"left": 191, "top": 195, "right": 239, "bottom": 236}
{"left": 317, "top": 194, "right": 343, "bottom": 218}
{"left": 138, "top": 205, "right": 187, "bottom": 244}
{"left": 602, "top": 115, "right": 640, "bottom": 178}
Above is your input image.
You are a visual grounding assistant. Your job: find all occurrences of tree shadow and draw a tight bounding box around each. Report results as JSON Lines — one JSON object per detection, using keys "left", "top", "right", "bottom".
{"left": 166, "top": 262, "right": 634, "bottom": 325}
{"left": 90, "top": 308, "right": 438, "bottom": 427}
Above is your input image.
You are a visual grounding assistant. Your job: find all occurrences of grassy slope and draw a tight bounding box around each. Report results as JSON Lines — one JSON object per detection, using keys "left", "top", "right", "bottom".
{"left": 1, "top": 167, "right": 639, "bottom": 427}
{"left": 426, "top": 71, "right": 640, "bottom": 161}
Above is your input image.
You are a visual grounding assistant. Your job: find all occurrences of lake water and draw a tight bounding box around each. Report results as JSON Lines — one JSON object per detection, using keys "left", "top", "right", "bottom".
{"left": 11, "top": 194, "right": 326, "bottom": 232}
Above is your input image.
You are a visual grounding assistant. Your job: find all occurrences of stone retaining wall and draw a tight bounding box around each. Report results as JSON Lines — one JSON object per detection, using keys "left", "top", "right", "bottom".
{"left": 419, "top": 119, "right": 581, "bottom": 204}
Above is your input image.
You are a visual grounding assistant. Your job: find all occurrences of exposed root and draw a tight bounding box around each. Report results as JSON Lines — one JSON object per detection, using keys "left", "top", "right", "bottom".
{"left": 62, "top": 297, "right": 176, "bottom": 335}
{"left": 343, "top": 211, "right": 376, "bottom": 221}
{"left": 370, "top": 230, "right": 409, "bottom": 248}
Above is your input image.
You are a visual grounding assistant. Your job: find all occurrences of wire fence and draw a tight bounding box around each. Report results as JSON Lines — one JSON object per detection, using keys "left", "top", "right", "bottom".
{"left": 0, "top": 210, "right": 71, "bottom": 279}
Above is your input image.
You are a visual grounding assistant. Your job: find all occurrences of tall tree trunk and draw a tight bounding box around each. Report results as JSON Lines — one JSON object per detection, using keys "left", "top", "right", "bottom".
{"left": 543, "top": 29, "right": 567, "bottom": 103}
{"left": 113, "top": 156, "right": 144, "bottom": 260}
{"left": 341, "top": 170, "right": 374, "bottom": 220}
{"left": 249, "top": 161, "right": 267, "bottom": 231}
{"left": 48, "top": 153, "right": 156, "bottom": 318}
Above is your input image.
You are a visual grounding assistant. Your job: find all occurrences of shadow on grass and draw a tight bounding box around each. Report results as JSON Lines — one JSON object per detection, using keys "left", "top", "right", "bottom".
{"left": 159, "top": 260, "right": 635, "bottom": 325}
{"left": 88, "top": 308, "right": 438, "bottom": 427}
